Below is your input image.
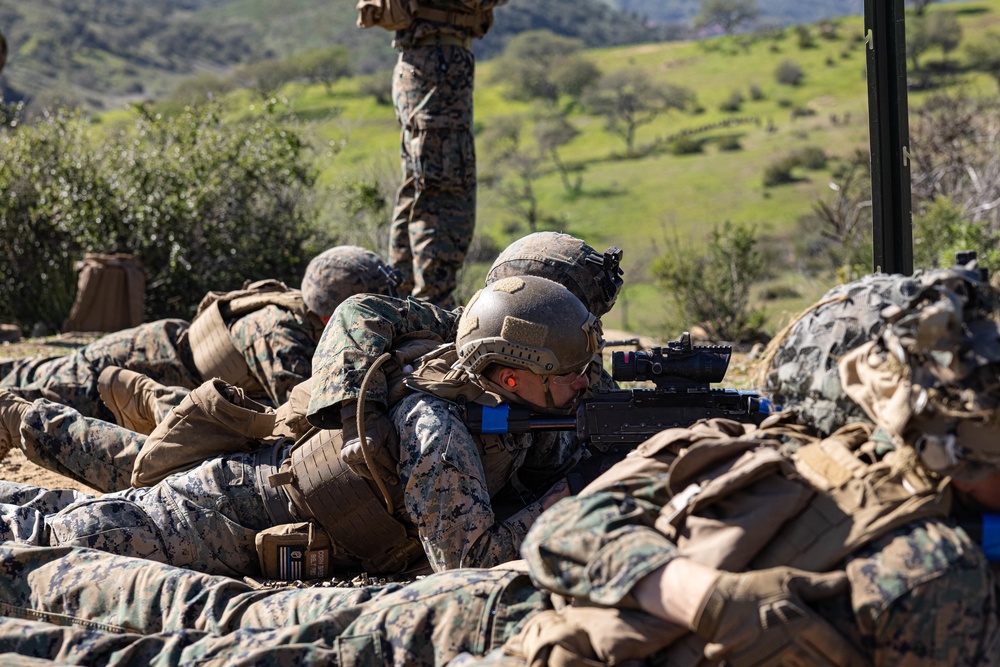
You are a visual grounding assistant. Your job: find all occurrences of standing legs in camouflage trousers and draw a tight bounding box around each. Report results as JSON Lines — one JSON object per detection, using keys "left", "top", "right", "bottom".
{"left": 390, "top": 43, "right": 477, "bottom": 310}
{"left": 0, "top": 543, "right": 550, "bottom": 666}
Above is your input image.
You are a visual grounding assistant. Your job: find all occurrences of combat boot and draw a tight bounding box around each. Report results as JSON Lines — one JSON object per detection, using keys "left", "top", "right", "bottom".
{"left": 0, "top": 390, "right": 30, "bottom": 461}
{"left": 98, "top": 366, "right": 186, "bottom": 435}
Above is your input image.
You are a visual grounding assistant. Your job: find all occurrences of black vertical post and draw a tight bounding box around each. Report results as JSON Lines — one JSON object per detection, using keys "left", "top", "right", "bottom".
{"left": 865, "top": 0, "right": 913, "bottom": 275}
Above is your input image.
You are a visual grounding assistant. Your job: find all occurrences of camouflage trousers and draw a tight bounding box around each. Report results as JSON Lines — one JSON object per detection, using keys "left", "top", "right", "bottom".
{"left": 389, "top": 43, "right": 477, "bottom": 310}
{"left": 0, "top": 543, "right": 549, "bottom": 666}
{"left": 0, "top": 442, "right": 296, "bottom": 578}
{"left": 17, "top": 398, "right": 147, "bottom": 493}
{"left": 0, "top": 319, "right": 200, "bottom": 421}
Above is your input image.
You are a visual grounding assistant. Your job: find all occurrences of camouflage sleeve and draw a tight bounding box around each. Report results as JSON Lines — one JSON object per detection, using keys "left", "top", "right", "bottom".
{"left": 847, "top": 519, "right": 999, "bottom": 666}
{"left": 230, "top": 305, "right": 316, "bottom": 405}
{"left": 520, "top": 487, "right": 679, "bottom": 607}
{"left": 394, "top": 394, "right": 543, "bottom": 571}
{"left": 308, "top": 295, "right": 459, "bottom": 427}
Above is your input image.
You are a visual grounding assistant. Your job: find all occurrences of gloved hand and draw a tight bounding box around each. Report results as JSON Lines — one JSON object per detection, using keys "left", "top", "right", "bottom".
{"left": 692, "top": 566, "right": 872, "bottom": 667}
{"left": 339, "top": 404, "right": 400, "bottom": 486}
{"left": 273, "top": 378, "right": 314, "bottom": 438}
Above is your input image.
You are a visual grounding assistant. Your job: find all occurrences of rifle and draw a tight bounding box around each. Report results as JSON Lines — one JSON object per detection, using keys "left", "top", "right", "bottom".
{"left": 464, "top": 332, "right": 774, "bottom": 485}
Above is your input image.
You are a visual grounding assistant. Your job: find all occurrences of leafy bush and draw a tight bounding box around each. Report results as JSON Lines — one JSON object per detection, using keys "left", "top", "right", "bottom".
{"left": 717, "top": 134, "right": 743, "bottom": 151}
{"left": 794, "top": 26, "right": 816, "bottom": 49}
{"left": 790, "top": 145, "right": 827, "bottom": 169}
{"left": 358, "top": 71, "right": 393, "bottom": 105}
{"left": 775, "top": 60, "right": 805, "bottom": 86}
{"left": 668, "top": 135, "right": 704, "bottom": 155}
{"left": 913, "top": 196, "right": 1000, "bottom": 269}
{"left": 719, "top": 89, "right": 745, "bottom": 113}
{"left": 762, "top": 156, "right": 799, "bottom": 186}
{"left": 653, "top": 220, "right": 766, "bottom": 342}
{"left": 0, "top": 101, "right": 321, "bottom": 330}
{"left": 748, "top": 84, "right": 765, "bottom": 101}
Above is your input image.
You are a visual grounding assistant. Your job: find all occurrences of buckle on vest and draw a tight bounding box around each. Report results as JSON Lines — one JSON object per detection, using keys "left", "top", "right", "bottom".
{"left": 663, "top": 482, "right": 702, "bottom": 526}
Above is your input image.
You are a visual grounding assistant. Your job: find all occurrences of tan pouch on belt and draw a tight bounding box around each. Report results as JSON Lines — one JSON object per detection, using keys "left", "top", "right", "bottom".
{"left": 256, "top": 522, "right": 333, "bottom": 581}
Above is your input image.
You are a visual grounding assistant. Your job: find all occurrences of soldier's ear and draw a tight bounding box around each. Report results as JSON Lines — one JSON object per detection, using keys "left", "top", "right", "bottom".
{"left": 496, "top": 368, "right": 519, "bottom": 391}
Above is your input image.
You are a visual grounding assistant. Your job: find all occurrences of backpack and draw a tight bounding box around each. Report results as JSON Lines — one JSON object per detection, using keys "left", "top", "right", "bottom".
{"left": 356, "top": 0, "right": 493, "bottom": 37}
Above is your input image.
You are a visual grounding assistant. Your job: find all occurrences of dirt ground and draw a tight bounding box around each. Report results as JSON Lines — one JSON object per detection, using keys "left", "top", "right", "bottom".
{"left": 0, "top": 329, "right": 759, "bottom": 495}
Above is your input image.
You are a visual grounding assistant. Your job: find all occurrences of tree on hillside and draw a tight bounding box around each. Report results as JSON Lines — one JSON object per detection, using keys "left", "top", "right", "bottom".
{"left": 481, "top": 116, "right": 549, "bottom": 233}
{"left": 966, "top": 32, "right": 1000, "bottom": 91}
{"left": 926, "top": 11, "right": 962, "bottom": 61}
{"left": 905, "top": 16, "right": 932, "bottom": 72}
{"left": 694, "top": 0, "right": 760, "bottom": 36}
{"left": 295, "top": 47, "right": 352, "bottom": 94}
{"left": 906, "top": 0, "right": 938, "bottom": 16}
{"left": 489, "top": 31, "right": 600, "bottom": 103}
{"left": 583, "top": 69, "right": 693, "bottom": 158}
{"left": 533, "top": 112, "right": 582, "bottom": 195}
{"left": 235, "top": 57, "right": 300, "bottom": 99}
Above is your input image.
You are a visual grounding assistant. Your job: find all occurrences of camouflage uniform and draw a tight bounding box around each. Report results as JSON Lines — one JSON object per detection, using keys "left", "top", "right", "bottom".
{"left": 0, "top": 543, "right": 551, "bottom": 667}
{"left": 307, "top": 294, "right": 459, "bottom": 426}
{"left": 516, "top": 448, "right": 998, "bottom": 666}
{"left": 0, "top": 384, "right": 578, "bottom": 575}
{"left": 0, "top": 303, "right": 316, "bottom": 419}
{"left": 389, "top": 0, "right": 509, "bottom": 309}
{"left": 0, "top": 246, "right": 395, "bottom": 421}
{"left": 0, "top": 428, "right": 295, "bottom": 577}
{"left": 393, "top": 391, "right": 579, "bottom": 570}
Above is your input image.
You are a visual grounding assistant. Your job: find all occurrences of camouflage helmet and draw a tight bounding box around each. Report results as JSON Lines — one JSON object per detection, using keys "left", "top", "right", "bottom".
{"left": 841, "top": 266, "right": 1000, "bottom": 482}
{"left": 456, "top": 275, "right": 601, "bottom": 378}
{"left": 764, "top": 264, "right": 1000, "bottom": 481}
{"left": 761, "top": 272, "right": 922, "bottom": 435}
{"left": 301, "top": 246, "right": 399, "bottom": 319}
{"left": 486, "top": 232, "right": 623, "bottom": 317}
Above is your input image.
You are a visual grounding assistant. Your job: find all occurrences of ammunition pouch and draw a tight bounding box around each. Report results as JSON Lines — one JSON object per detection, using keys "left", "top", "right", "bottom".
{"left": 256, "top": 522, "right": 334, "bottom": 581}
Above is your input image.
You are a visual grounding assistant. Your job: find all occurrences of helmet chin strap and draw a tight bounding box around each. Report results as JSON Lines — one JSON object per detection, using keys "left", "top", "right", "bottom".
{"left": 537, "top": 376, "right": 577, "bottom": 416}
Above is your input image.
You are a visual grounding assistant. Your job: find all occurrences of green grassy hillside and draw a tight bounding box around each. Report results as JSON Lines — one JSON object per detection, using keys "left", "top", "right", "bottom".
{"left": 269, "top": 16, "right": 880, "bottom": 336}
{"left": 92, "top": 0, "right": 1000, "bottom": 340}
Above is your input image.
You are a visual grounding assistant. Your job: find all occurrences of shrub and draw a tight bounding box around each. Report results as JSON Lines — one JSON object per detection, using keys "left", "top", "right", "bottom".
{"left": 762, "top": 156, "right": 799, "bottom": 186}
{"left": 790, "top": 106, "right": 816, "bottom": 118}
{"left": 775, "top": 60, "right": 805, "bottom": 86}
{"left": 653, "top": 221, "right": 767, "bottom": 342}
{"left": 791, "top": 145, "right": 827, "bottom": 169}
{"left": 717, "top": 134, "right": 743, "bottom": 151}
{"left": 719, "top": 89, "right": 745, "bottom": 112}
{"left": 913, "top": 196, "right": 1000, "bottom": 269}
{"left": 668, "top": 135, "right": 704, "bottom": 155}
{"left": 0, "top": 102, "right": 320, "bottom": 330}
{"left": 749, "top": 84, "right": 765, "bottom": 101}
{"left": 795, "top": 26, "right": 816, "bottom": 49}
{"left": 358, "top": 71, "right": 393, "bottom": 105}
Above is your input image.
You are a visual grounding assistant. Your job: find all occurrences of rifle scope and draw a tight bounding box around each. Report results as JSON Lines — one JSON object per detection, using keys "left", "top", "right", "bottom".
{"left": 611, "top": 332, "right": 731, "bottom": 385}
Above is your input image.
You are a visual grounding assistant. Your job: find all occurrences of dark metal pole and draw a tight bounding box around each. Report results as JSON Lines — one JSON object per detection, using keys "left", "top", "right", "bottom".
{"left": 865, "top": 0, "right": 913, "bottom": 275}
